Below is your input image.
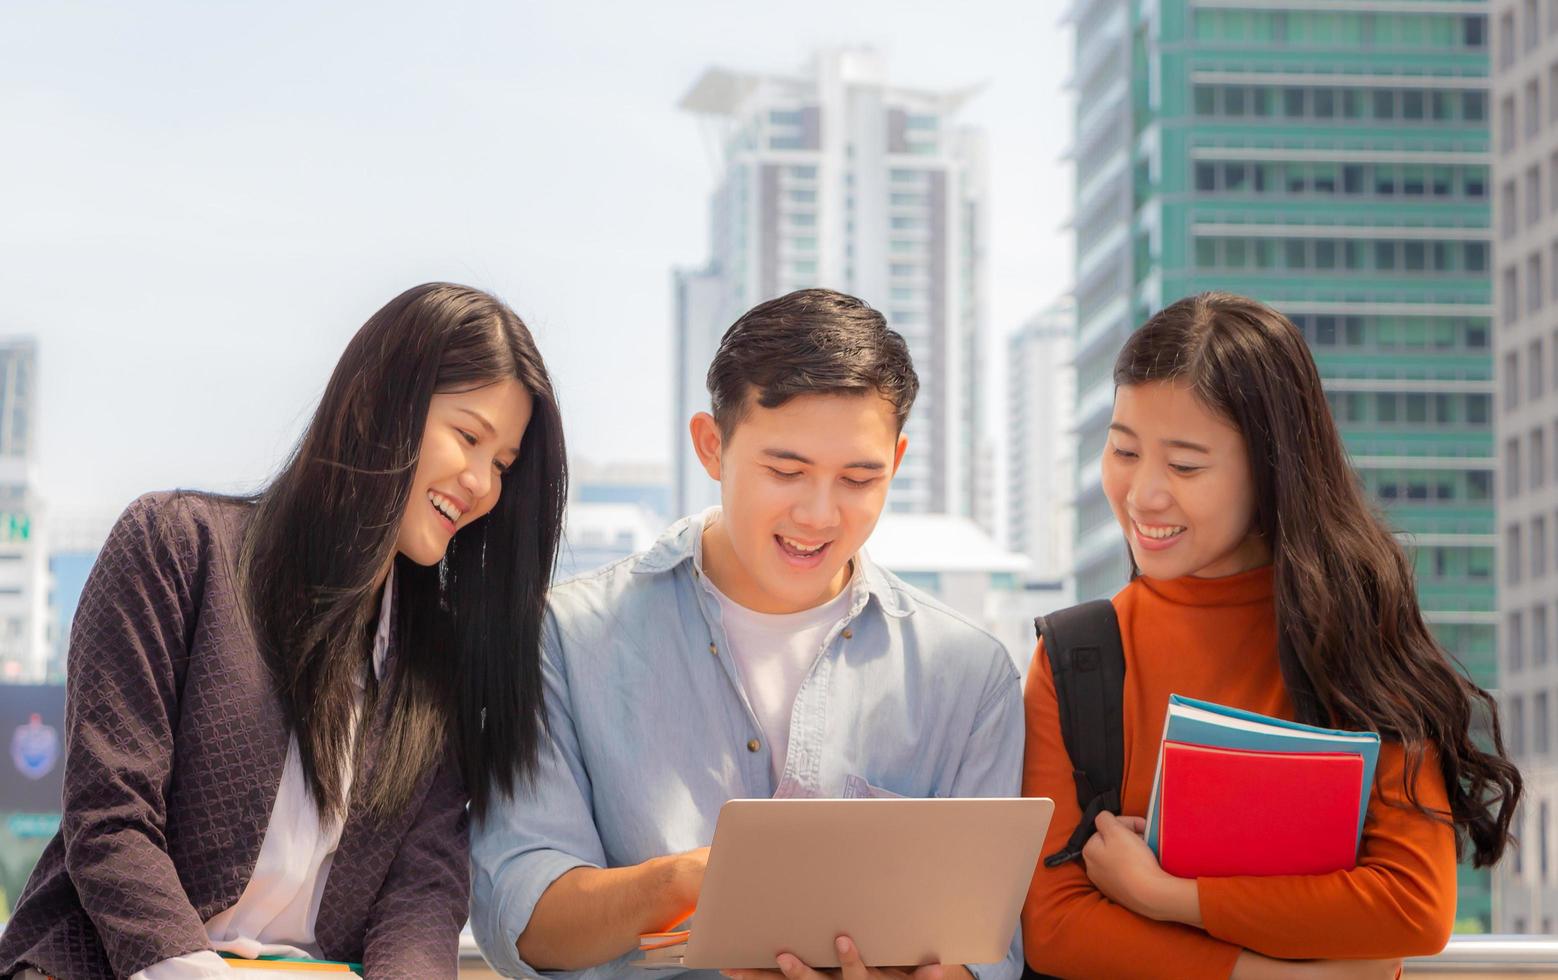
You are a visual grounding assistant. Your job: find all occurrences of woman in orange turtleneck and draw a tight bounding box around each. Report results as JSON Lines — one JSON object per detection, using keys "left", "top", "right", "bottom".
{"left": 1021, "top": 293, "right": 1522, "bottom": 980}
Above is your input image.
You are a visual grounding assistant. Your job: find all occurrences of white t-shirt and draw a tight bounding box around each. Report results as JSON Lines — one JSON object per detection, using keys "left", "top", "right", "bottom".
{"left": 703, "top": 573, "right": 854, "bottom": 781}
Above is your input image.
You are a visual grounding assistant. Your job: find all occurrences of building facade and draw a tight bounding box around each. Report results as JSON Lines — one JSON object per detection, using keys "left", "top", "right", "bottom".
{"left": 1006, "top": 298, "right": 1077, "bottom": 582}
{"left": 1491, "top": 0, "right": 1558, "bottom": 936}
{"left": 1071, "top": 0, "right": 1497, "bottom": 927}
{"left": 0, "top": 339, "right": 47, "bottom": 683}
{"left": 674, "top": 48, "right": 991, "bottom": 526}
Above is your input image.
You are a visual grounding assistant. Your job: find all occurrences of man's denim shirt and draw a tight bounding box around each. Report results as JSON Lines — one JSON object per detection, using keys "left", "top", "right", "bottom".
{"left": 470, "top": 512, "right": 1026, "bottom": 980}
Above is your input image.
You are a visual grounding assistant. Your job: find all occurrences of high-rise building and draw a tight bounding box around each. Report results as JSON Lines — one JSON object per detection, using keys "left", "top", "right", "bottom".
{"left": 1071, "top": 1, "right": 1497, "bottom": 927}
{"left": 1491, "top": 0, "right": 1558, "bottom": 936}
{"left": 1007, "top": 298, "right": 1077, "bottom": 582}
{"left": 674, "top": 48, "right": 991, "bottom": 526}
{"left": 0, "top": 339, "right": 48, "bottom": 683}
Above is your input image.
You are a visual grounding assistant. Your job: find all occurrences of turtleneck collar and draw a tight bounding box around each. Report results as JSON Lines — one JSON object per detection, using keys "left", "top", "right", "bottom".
{"left": 1136, "top": 563, "right": 1274, "bottom": 607}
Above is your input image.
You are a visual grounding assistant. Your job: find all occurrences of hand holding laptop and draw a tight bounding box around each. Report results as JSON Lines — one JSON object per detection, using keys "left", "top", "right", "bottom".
{"left": 725, "top": 935, "right": 962, "bottom": 980}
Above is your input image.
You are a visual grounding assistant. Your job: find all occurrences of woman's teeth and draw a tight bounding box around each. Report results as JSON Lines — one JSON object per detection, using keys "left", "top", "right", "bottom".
{"left": 429, "top": 491, "right": 460, "bottom": 523}
{"left": 1135, "top": 521, "right": 1185, "bottom": 540}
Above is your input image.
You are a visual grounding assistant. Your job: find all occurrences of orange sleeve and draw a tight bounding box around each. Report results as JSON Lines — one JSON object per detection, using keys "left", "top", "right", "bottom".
{"left": 1197, "top": 743, "right": 1458, "bottom": 960}
{"left": 1021, "top": 642, "right": 1242, "bottom": 980}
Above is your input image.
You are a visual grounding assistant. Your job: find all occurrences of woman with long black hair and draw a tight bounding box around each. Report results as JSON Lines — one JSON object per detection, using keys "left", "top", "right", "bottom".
{"left": 0, "top": 283, "right": 567, "bottom": 979}
{"left": 1020, "top": 292, "right": 1521, "bottom": 979}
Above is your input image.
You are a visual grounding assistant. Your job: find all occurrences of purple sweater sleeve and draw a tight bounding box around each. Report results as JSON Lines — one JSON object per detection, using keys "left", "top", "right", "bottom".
{"left": 60, "top": 496, "right": 214, "bottom": 975}
{"left": 360, "top": 746, "right": 471, "bottom": 979}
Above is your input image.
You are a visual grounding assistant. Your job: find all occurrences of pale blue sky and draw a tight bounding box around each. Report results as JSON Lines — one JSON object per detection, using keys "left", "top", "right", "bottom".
{"left": 0, "top": 1, "right": 1073, "bottom": 519}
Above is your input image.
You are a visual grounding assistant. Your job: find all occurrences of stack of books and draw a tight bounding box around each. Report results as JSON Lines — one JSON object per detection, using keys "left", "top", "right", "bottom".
{"left": 1144, "top": 695, "right": 1380, "bottom": 878}
{"left": 219, "top": 954, "right": 362, "bottom": 976}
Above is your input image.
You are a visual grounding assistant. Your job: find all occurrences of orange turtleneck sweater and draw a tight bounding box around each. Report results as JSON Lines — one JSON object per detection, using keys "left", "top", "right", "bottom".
{"left": 1020, "top": 567, "right": 1458, "bottom": 979}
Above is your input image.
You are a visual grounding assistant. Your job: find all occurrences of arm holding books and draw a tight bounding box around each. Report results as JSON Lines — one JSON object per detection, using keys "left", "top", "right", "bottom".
{"left": 1194, "top": 742, "right": 1457, "bottom": 960}
{"left": 1020, "top": 648, "right": 1244, "bottom": 980}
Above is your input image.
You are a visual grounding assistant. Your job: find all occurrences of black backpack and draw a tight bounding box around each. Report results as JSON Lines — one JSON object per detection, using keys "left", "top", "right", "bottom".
{"left": 1021, "top": 600, "right": 1125, "bottom": 980}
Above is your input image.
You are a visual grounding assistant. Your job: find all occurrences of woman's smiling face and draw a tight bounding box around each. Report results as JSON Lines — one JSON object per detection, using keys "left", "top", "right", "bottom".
{"left": 1101, "top": 380, "right": 1270, "bottom": 580}
{"left": 395, "top": 379, "right": 532, "bottom": 566}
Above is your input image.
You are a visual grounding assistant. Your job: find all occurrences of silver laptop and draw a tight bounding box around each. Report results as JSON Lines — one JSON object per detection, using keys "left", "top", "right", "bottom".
{"left": 641, "top": 797, "right": 1054, "bottom": 970}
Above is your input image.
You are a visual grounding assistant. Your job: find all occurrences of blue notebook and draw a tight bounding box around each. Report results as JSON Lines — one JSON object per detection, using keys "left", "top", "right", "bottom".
{"left": 1144, "top": 694, "right": 1380, "bottom": 858}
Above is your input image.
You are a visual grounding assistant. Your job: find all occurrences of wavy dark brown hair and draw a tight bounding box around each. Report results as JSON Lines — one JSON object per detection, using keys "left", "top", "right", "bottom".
{"left": 240, "top": 282, "right": 566, "bottom": 822}
{"left": 1116, "top": 291, "right": 1521, "bottom": 867}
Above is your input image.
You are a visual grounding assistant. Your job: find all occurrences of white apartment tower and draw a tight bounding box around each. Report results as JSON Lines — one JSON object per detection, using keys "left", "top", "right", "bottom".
{"left": 1006, "top": 298, "right": 1077, "bottom": 582}
{"left": 1492, "top": 0, "right": 1558, "bottom": 935}
{"left": 674, "top": 48, "right": 991, "bottom": 524}
{"left": 0, "top": 339, "right": 48, "bottom": 681}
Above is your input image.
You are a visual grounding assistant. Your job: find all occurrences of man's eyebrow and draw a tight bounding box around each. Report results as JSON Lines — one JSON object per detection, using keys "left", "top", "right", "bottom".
{"left": 1109, "top": 423, "right": 1211, "bottom": 454}
{"left": 761, "top": 448, "right": 886, "bottom": 471}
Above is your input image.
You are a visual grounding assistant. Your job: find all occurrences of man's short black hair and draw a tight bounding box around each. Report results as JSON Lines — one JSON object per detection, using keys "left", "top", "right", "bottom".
{"left": 706, "top": 288, "right": 919, "bottom": 439}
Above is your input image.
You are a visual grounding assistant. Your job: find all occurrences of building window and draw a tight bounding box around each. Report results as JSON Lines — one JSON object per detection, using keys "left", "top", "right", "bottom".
{"left": 1540, "top": 692, "right": 1553, "bottom": 755}
{"left": 1504, "top": 265, "right": 1520, "bottom": 325}
{"left": 1511, "top": 694, "right": 1527, "bottom": 756}
{"left": 1528, "top": 78, "right": 1543, "bottom": 138}
{"left": 1537, "top": 516, "right": 1551, "bottom": 578}
{"left": 1508, "top": 524, "right": 1525, "bottom": 588}
{"left": 1502, "top": 12, "right": 1518, "bottom": 70}
{"left": 1543, "top": 799, "right": 1552, "bottom": 881}
{"left": 1508, "top": 351, "right": 1523, "bottom": 410}
{"left": 1508, "top": 437, "right": 1524, "bottom": 500}
{"left": 1529, "top": 0, "right": 1543, "bottom": 49}
{"left": 1536, "top": 604, "right": 1551, "bottom": 665}
{"left": 1536, "top": 428, "right": 1551, "bottom": 491}
{"left": 1529, "top": 166, "right": 1545, "bottom": 228}
{"left": 1530, "top": 252, "right": 1545, "bottom": 313}
{"left": 1503, "top": 94, "right": 1518, "bottom": 150}
{"left": 1535, "top": 338, "right": 1548, "bottom": 398}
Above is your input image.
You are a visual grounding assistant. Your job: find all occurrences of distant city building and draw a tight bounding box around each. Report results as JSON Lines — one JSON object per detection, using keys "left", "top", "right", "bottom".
{"left": 555, "top": 502, "right": 668, "bottom": 582}
{"left": 675, "top": 47, "right": 992, "bottom": 528}
{"left": 572, "top": 459, "right": 672, "bottom": 524}
{"left": 865, "top": 512, "right": 1059, "bottom": 671}
{"left": 1006, "top": 298, "right": 1076, "bottom": 582}
{"left": 1490, "top": 0, "right": 1558, "bottom": 936}
{"left": 0, "top": 340, "right": 47, "bottom": 682}
{"left": 1070, "top": 0, "right": 1496, "bottom": 927}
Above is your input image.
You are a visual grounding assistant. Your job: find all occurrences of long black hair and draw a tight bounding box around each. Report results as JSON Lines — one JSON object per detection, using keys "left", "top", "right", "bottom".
{"left": 239, "top": 282, "right": 566, "bottom": 821}
{"left": 1115, "top": 291, "right": 1521, "bottom": 867}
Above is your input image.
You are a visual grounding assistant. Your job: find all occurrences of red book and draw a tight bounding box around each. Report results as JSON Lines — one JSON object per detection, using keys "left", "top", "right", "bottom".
{"left": 1157, "top": 741, "right": 1363, "bottom": 879}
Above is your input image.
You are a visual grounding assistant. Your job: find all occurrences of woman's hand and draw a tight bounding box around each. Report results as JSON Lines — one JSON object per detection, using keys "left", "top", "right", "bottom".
{"left": 1082, "top": 812, "right": 1201, "bottom": 926}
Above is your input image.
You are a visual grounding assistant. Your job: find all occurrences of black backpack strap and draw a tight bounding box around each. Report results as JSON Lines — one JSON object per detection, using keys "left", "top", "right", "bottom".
{"left": 1035, "top": 599, "right": 1125, "bottom": 869}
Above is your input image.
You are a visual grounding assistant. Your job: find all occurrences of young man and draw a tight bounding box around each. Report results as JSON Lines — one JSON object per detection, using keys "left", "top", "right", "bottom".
{"left": 470, "top": 289, "right": 1024, "bottom": 980}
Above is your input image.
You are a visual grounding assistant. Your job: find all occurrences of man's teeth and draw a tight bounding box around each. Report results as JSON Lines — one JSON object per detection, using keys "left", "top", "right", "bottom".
{"left": 780, "top": 536, "right": 826, "bottom": 554}
{"left": 1136, "top": 521, "right": 1185, "bottom": 540}
{"left": 429, "top": 492, "right": 460, "bottom": 523}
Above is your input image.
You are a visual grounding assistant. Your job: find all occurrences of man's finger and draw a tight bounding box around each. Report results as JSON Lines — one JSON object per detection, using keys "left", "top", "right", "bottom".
{"left": 835, "top": 936, "right": 871, "bottom": 980}
{"left": 776, "top": 953, "right": 828, "bottom": 980}
{"left": 725, "top": 971, "right": 786, "bottom": 980}
{"left": 911, "top": 962, "right": 945, "bottom": 980}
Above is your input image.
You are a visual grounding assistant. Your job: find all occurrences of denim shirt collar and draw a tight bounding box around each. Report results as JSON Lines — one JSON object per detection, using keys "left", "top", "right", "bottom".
{"left": 631, "top": 508, "right": 912, "bottom": 619}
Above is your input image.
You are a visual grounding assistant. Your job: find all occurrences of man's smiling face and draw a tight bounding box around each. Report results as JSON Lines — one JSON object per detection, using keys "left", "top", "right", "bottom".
{"left": 693, "top": 389, "right": 907, "bottom": 614}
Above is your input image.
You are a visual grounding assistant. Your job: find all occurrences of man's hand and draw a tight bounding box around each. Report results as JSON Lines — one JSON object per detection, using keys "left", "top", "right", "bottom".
{"left": 517, "top": 844, "right": 712, "bottom": 971}
{"left": 724, "top": 935, "right": 970, "bottom": 980}
{"left": 658, "top": 846, "right": 711, "bottom": 928}
{"left": 1082, "top": 813, "right": 1200, "bottom": 925}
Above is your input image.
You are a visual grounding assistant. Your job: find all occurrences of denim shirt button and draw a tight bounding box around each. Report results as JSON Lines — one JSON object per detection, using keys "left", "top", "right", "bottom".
{"left": 746, "top": 738, "right": 760, "bottom": 753}
{"left": 842, "top": 628, "right": 853, "bottom": 640}
{"left": 708, "top": 642, "right": 718, "bottom": 656}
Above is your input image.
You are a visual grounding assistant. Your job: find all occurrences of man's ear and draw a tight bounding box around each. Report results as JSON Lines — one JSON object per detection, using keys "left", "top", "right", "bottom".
{"left": 890, "top": 432, "right": 908, "bottom": 477}
{"left": 689, "top": 412, "right": 724, "bottom": 481}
